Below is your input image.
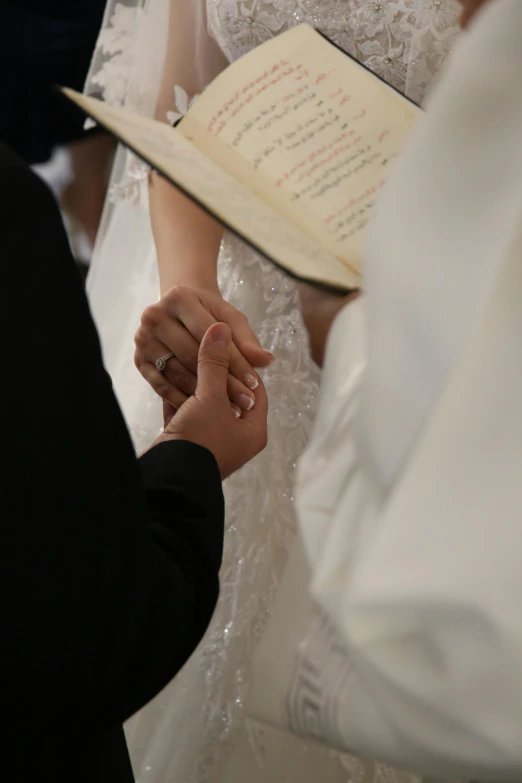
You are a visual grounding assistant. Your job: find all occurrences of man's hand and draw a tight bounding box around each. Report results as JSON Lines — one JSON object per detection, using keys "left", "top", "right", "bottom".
{"left": 135, "top": 285, "right": 273, "bottom": 415}
{"left": 298, "top": 284, "right": 360, "bottom": 368}
{"left": 134, "top": 286, "right": 274, "bottom": 411}
{"left": 154, "top": 323, "right": 268, "bottom": 479}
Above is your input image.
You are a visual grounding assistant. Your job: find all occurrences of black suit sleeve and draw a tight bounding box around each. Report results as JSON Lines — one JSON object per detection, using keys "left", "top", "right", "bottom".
{"left": 0, "top": 145, "right": 224, "bottom": 731}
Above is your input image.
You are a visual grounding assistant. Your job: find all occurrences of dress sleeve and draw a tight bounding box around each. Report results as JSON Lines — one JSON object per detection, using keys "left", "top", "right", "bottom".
{"left": 84, "top": 0, "right": 227, "bottom": 203}
{"left": 85, "top": 0, "right": 226, "bottom": 117}
{"left": 296, "top": 0, "right": 522, "bottom": 777}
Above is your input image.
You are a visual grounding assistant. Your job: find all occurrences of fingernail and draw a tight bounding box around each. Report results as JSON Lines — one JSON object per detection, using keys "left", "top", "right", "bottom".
{"left": 245, "top": 373, "right": 259, "bottom": 390}
{"left": 237, "top": 393, "right": 255, "bottom": 411}
{"left": 211, "top": 323, "right": 231, "bottom": 346}
{"left": 231, "top": 404, "right": 242, "bottom": 419}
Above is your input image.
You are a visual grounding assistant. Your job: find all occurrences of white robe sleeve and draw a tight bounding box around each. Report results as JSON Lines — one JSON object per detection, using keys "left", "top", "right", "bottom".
{"left": 296, "top": 0, "right": 522, "bottom": 777}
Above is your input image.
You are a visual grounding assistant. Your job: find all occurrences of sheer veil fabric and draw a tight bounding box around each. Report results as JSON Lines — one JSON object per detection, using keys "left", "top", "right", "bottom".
{"left": 84, "top": 2, "right": 461, "bottom": 781}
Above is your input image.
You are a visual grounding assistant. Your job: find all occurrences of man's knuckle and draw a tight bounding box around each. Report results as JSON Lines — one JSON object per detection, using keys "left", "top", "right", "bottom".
{"left": 198, "top": 355, "right": 229, "bottom": 371}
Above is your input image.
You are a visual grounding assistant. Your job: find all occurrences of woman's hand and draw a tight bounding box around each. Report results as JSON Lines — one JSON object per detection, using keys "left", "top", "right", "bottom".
{"left": 298, "top": 284, "right": 360, "bottom": 368}
{"left": 135, "top": 285, "right": 273, "bottom": 414}
{"left": 154, "top": 323, "right": 268, "bottom": 480}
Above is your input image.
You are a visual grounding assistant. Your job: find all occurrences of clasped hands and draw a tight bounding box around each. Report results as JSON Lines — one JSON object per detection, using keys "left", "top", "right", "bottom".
{"left": 138, "top": 283, "right": 358, "bottom": 478}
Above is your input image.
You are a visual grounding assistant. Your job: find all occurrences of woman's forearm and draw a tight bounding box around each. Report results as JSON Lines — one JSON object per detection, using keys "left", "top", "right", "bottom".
{"left": 148, "top": 0, "right": 228, "bottom": 296}
{"left": 150, "top": 172, "right": 223, "bottom": 295}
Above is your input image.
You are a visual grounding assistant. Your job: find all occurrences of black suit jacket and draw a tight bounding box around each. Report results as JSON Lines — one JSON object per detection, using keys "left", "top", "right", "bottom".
{"left": 0, "top": 145, "right": 224, "bottom": 781}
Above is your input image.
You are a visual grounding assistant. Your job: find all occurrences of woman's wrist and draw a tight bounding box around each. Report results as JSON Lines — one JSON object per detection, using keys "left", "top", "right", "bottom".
{"left": 158, "top": 266, "right": 221, "bottom": 297}
{"left": 150, "top": 175, "right": 223, "bottom": 296}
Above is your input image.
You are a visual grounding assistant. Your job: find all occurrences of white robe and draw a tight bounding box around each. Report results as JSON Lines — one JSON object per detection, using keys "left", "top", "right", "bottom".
{"left": 296, "top": 0, "right": 522, "bottom": 776}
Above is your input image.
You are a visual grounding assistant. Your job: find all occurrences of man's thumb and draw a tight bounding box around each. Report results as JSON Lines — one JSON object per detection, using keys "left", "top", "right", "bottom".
{"left": 196, "top": 322, "right": 231, "bottom": 399}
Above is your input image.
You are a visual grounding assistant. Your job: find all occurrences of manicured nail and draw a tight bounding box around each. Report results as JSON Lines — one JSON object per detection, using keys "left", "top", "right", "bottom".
{"left": 231, "top": 404, "right": 242, "bottom": 419}
{"left": 237, "top": 393, "right": 255, "bottom": 411}
{"left": 245, "top": 373, "right": 259, "bottom": 390}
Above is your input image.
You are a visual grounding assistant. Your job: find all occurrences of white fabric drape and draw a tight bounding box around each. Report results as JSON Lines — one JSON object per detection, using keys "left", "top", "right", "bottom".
{"left": 296, "top": 0, "right": 522, "bottom": 776}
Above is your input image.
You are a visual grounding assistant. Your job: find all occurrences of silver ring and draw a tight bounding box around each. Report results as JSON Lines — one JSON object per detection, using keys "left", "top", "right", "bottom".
{"left": 155, "top": 352, "right": 175, "bottom": 373}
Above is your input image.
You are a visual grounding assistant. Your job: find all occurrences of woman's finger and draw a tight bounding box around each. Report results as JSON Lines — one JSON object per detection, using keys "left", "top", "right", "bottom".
{"left": 163, "top": 355, "right": 198, "bottom": 397}
{"left": 155, "top": 312, "right": 256, "bottom": 410}
{"left": 154, "top": 316, "right": 205, "bottom": 374}
{"left": 220, "top": 301, "right": 273, "bottom": 369}
{"left": 142, "top": 338, "right": 198, "bottom": 397}
{"left": 170, "top": 295, "right": 260, "bottom": 394}
{"left": 227, "top": 341, "right": 260, "bottom": 393}
{"left": 226, "top": 372, "right": 256, "bottom": 411}
{"left": 163, "top": 289, "right": 216, "bottom": 345}
{"left": 137, "top": 359, "right": 189, "bottom": 411}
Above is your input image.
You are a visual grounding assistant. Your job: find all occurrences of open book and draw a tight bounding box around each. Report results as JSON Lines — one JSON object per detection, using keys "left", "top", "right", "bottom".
{"left": 65, "top": 25, "right": 420, "bottom": 291}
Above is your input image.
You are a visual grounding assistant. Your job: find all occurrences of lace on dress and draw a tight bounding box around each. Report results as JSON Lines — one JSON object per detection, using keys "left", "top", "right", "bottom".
{"left": 85, "top": 0, "right": 225, "bottom": 205}
{"left": 84, "top": 3, "right": 461, "bottom": 782}
{"left": 85, "top": 0, "right": 461, "bottom": 204}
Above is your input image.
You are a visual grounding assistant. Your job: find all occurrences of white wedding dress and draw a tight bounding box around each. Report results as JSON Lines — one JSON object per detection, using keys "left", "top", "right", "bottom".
{"left": 85, "top": 2, "right": 460, "bottom": 781}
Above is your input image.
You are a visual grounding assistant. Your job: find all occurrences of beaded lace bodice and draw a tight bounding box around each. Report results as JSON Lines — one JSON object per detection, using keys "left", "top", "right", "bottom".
{"left": 206, "top": 0, "right": 460, "bottom": 103}
{"left": 86, "top": 1, "right": 461, "bottom": 113}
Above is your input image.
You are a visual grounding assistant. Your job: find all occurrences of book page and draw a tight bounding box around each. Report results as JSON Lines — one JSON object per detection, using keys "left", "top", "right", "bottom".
{"left": 62, "top": 90, "right": 358, "bottom": 290}
{"left": 181, "top": 25, "right": 420, "bottom": 275}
